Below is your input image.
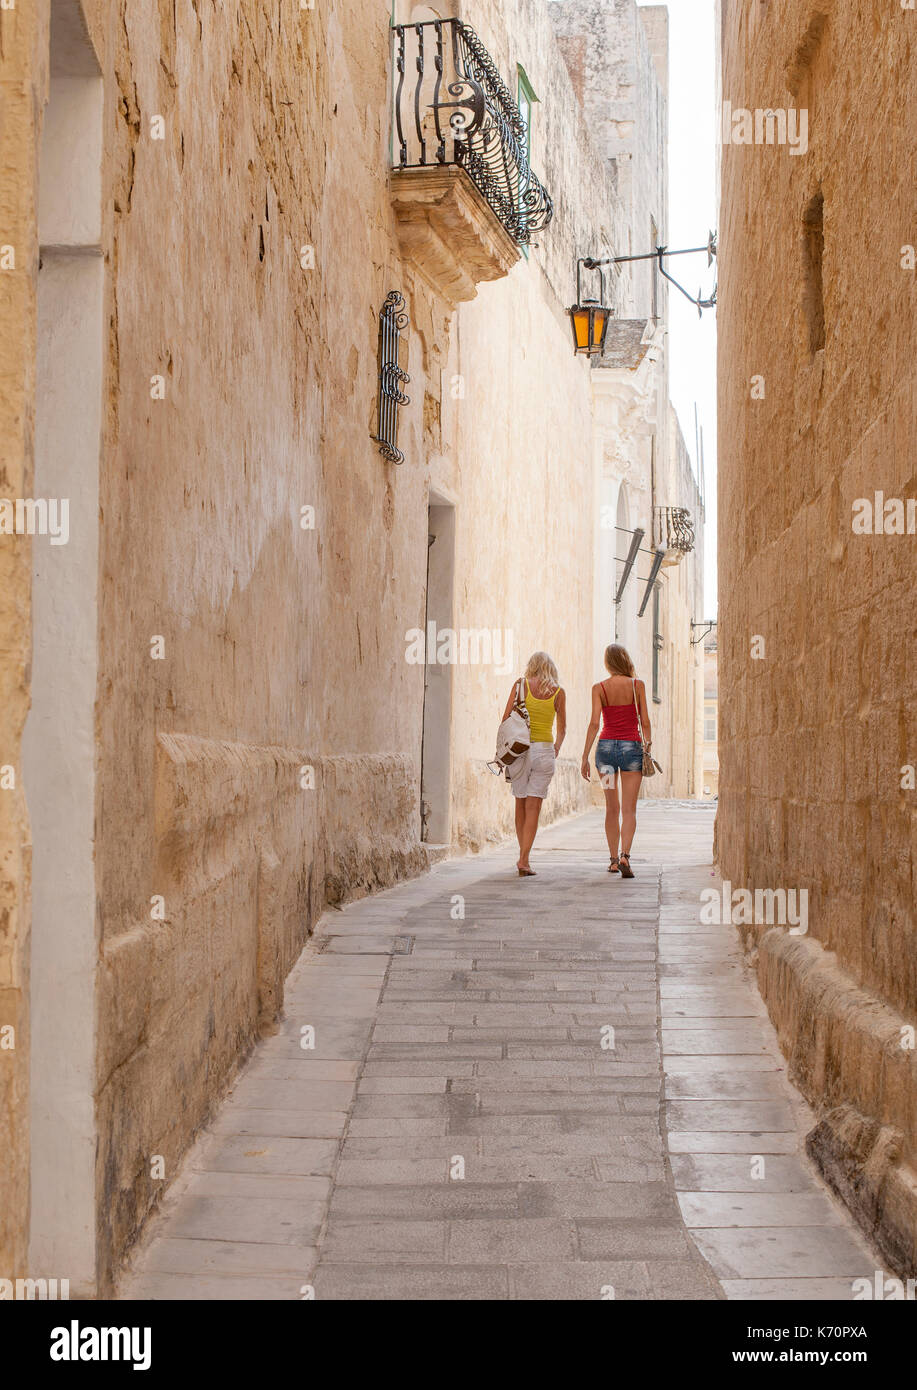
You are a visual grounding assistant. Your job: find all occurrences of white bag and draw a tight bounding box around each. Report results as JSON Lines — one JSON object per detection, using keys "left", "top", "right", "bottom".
{"left": 487, "top": 678, "right": 531, "bottom": 780}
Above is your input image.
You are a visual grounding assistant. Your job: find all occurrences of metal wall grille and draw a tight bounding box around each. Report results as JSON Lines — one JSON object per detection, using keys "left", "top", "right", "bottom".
{"left": 374, "top": 291, "right": 411, "bottom": 465}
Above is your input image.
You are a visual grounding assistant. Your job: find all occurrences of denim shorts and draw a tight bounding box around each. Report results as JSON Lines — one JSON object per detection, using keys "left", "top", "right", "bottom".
{"left": 596, "top": 738, "right": 644, "bottom": 775}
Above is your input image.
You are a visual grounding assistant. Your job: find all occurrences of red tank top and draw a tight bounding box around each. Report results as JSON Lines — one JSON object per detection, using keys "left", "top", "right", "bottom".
{"left": 599, "top": 681, "right": 640, "bottom": 741}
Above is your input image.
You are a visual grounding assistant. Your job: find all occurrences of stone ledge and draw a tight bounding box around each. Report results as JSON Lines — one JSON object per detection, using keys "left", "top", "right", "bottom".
{"left": 391, "top": 165, "right": 521, "bottom": 307}
{"left": 807, "top": 1106, "right": 917, "bottom": 1278}
{"left": 750, "top": 926, "right": 917, "bottom": 1275}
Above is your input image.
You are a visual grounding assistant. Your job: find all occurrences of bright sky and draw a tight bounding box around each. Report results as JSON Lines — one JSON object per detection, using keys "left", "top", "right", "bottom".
{"left": 639, "top": 0, "right": 718, "bottom": 614}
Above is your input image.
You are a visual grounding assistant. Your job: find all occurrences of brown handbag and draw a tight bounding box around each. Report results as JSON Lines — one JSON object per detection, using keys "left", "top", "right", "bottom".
{"left": 632, "top": 677, "right": 663, "bottom": 777}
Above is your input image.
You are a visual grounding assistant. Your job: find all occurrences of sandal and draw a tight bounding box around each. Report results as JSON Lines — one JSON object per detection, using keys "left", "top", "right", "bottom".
{"left": 608, "top": 857, "right": 620, "bottom": 874}
{"left": 619, "top": 852, "right": 635, "bottom": 879}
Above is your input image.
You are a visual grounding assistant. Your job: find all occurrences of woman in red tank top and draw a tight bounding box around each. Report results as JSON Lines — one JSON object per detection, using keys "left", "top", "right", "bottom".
{"left": 580, "top": 644, "right": 652, "bottom": 878}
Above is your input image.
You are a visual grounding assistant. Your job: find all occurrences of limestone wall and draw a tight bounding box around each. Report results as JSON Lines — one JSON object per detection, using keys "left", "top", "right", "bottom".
{"left": 4, "top": 0, "right": 705, "bottom": 1293}
{"left": 0, "top": 0, "right": 46, "bottom": 1280}
{"left": 718, "top": 0, "right": 917, "bottom": 1272}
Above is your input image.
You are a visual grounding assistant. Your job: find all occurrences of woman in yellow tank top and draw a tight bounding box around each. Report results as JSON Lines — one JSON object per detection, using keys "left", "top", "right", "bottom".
{"left": 499, "top": 651, "right": 566, "bottom": 876}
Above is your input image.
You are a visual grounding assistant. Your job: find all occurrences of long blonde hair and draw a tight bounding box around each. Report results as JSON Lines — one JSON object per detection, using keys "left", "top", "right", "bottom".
{"left": 525, "top": 650, "right": 560, "bottom": 693}
{"left": 604, "top": 643, "right": 635, "bottom": 678}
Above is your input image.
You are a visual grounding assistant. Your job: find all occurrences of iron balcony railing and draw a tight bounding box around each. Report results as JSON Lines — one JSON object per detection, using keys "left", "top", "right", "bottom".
{"left": 655, "top": 506, "right": 695, "bottom": 554}
{"left": 392, "top": 18, "right": 554, "bottom": 247}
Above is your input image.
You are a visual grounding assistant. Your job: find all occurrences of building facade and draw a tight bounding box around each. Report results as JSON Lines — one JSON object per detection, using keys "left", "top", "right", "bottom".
{"left": 718, "top": 0, "right": 917, "bottom": 1272}
{"left": 1, "top": 0, "right": 703, "bottom": 1293}
{"left": 703, "top": 630, "right": 718, "bottom": 797}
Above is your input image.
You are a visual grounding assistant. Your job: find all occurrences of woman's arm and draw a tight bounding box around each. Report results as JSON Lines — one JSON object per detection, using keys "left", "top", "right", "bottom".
{"left": 580, "top": 683, "right": 602, "bottom": 779}
{"left": 501, "top": 682, "right": 520, "bottom": 721}
{"left": 554, "top": 688, "right": 566, "bottom": 756}
{"left": 637, "top": 679, "right": 652, "bottom": 746}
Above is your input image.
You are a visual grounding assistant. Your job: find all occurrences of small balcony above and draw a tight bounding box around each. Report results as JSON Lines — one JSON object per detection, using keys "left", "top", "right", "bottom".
{"left": 654, "top": 505, "right": 696, "bottom": 564}
{"left": 391, "top": 19, "right": 554, "bottom": 306}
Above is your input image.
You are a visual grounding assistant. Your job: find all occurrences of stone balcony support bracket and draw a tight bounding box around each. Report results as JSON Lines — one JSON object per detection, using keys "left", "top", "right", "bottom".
{"left": 391, "top": 166, "right": 521, "bottom": 309}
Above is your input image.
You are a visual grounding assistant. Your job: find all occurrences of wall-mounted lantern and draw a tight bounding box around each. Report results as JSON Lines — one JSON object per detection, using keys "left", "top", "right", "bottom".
{"left": 574, "top": 233, "right": 717, "bottom": 340}
{"left": 568, "top": 259, "right": 612, "bottom": 357}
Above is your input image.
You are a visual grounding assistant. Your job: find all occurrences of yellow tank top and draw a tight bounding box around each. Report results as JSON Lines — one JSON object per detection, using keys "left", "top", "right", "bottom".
{"left": 525, "top": 681, "right": 557, "bottom": 743}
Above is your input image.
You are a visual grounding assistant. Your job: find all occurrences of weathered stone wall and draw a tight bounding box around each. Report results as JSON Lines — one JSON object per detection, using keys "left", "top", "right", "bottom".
{"left": 0, "top": 0, "right": 46, "bottom": 1281}
{"left": 88, "top": 0, "right": 644, "bottom": 1287}
{"left": 90, "top": 0, "right": 453, "bottom": 1292}
{"left": 718, "top": 0, "right": 917, "bottom": 1272}
{"left": 5, "top": 0, "right": 705, "bottom": 1293}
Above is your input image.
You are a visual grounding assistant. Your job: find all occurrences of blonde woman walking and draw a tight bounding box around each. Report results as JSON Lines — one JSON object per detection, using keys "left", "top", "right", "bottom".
{"left": 501, "top": 652, "right": 566, "bottom": 876}
{"left": 580, "top": 644, "right": 651, "bottom": 879}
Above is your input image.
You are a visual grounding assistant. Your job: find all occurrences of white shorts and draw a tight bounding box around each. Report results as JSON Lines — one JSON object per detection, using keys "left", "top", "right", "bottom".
{"left": 511, "top": 742, "right": 556, "bottom": 799}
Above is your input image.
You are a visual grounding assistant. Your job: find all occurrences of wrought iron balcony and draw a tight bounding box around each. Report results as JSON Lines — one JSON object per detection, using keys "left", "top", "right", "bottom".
{"left": 392, "top": 19, "right": 553, "bottom": 248}
{"left": 655, "top": 506, "right": 695, "bottom": 554}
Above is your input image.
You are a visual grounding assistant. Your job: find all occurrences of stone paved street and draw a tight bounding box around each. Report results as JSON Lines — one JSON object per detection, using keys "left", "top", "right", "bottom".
{"left": 123, "top": 802, "right": 878, "bottom": 1300}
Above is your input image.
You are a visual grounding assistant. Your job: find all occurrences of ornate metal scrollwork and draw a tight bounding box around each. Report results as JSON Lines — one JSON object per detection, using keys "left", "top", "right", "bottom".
{"left": 392, "top": 18, "right": 554, "bottom": 247}
{"left": 375, "top": 291, "right": 411, "bottom": 465}
{"left": 656, "top": 505, "right": 695, "bottom": 553}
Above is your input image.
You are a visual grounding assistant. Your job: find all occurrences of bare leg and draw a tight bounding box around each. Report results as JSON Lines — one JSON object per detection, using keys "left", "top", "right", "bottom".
{"left": 514, "top": 796, "right": 526, "bottom": 856}
{"left": 518, "top": 796, "right": 543, "bottom": 870}
{"left": 602, "top": 774, "right": 620, "bottom": 858}
{"left": 619, "top": 770, "right": 642, "bottom": 855}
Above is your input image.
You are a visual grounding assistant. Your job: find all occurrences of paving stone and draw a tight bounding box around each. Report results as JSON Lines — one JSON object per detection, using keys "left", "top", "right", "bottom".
{"left": 320, "top": 1218, "right": 447, "bottom": 1264}
{"left": 507, "top": 1261, "right": 651, "bottom": 1300}
{"left": 576, "top": 1221, "right": 694, "bottom": 1261}
{"left": 357, "top": 1076, "right": 448, "bottom": 1094}
{"left": 677, "top": 1190, "right": 844, "bottom": 1228}
{"left": 167, "top": 1194, "right": 324, "bottom": 1246}
{"left": 516, "top": 1180, "right": 675, "bottom": 1221}
{"left": 228, "top": 1078, "right": 357, "bottom": 1111}
{"left": 131, "top": 1273, "right": 308, "bottom": 1300}
{"left": 195, "top": 1135, "right": 339, "bottom": 1177}
{"left": 660, "top": 1029, "right": 772, "bottom": 1055}
{"left": 669, "top": 1152, "right": 816, "bottom": 1192}
{"left": 181, "top": 1172, "right": 331, "bottom": 1202}
{"left": 666, "top": 1099, "right": 796, "bottom": 1132}
{"left": 207, "top": 1108, "right": 349, "bottom": 1140}
{"left": 690, "top": 1225, "right": 877, "bottom": 1279}
{"left": 243, "top": 1060, "right": 360, "bottom": 1081}
{"left": 141, "top": 1238, "right": 318, "bottom": 1277}
{"left": 327, "top": 1184, "right": 520, "bottom": 1220}
{"left": 346, "top": 1117, "right": 447, "bottom": 1138}
{"left": 448, "top": 1217, "right": 577, "bottom": 1262}
{"left": 341, "top": 1136, "right": 482, "bottom": 1160}
{"left": 351, "top": 1094, "right": 450, "bottom": 1117}
{"left": 646, "top": 1261, "right": 723, "bottom": 1301}
{"left": 123, "top": 806, "right": 880, "bottom": 1304}
{"left": 720, "top": 1277, "right": 866, "bottom": 1300}
{"left": 335, "top": 1158, "right": 456, "bottom": 1185}
{"left": 310, "top": 1264, "right": 509, "bottom": 1300}
{"left": 664, "top": 1070, "right": 788, "bottom": 1100}
{"left": 668, "top": 1131, "right": 801, "bottom": 1155}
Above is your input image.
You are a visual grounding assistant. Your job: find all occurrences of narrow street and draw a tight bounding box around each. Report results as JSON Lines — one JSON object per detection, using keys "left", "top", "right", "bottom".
{"left": 123, "top": 802, "right": 877, "bottom": 1301}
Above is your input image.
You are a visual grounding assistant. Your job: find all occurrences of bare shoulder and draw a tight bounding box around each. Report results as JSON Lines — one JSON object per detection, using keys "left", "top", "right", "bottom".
{"left": 634, "top": 677, "right": 646, "bottom": 693}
